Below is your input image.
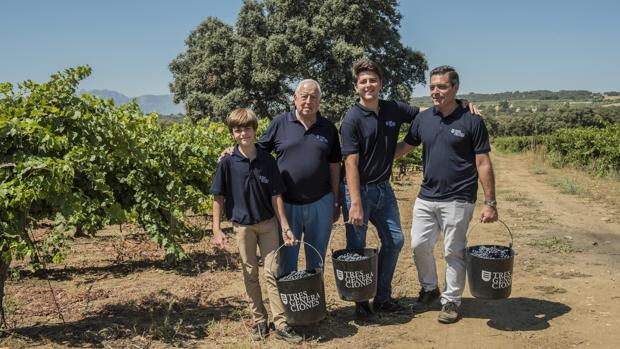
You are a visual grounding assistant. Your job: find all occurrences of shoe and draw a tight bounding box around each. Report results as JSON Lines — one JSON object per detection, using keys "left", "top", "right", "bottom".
{"left": 275, "top": 324, "right": 303, "bottom": 344}
{"left": 373, "top": 298, "right": 407, "bottom": 313}
{"left": 251, "top": 321, "right": 269, "bottom": 341}
{"left": 355, "top": 301, "right": 378, "bottom": 322}
{"left": 411, "top": 287, "right": 441, "bottom": 313}
{"left": 438, "top": 302, "right": 460, "bottom": 324}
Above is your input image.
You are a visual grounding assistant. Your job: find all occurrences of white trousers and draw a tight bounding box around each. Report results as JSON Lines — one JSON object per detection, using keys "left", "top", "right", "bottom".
{"left": 410, "top": 198, "right": 475, "bottom": 306}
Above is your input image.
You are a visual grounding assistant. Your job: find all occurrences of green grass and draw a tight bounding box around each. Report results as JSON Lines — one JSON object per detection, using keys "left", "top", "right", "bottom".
{"left": 206, "top": 319, "right": 219, "bottom": 338}
{"left": 528, "top": 236, "right": 575, "bottom": 253}
{"left": 153, "top": 300, "right": 184, "bottom": 343}
{"left": 2, "top": 294, "right": 19, "bottom": 319}
{"left": 503, "top": 192, "right": 529, "bottom": 202}
{"left": 550, "top": 176, "right": 580, "bottom": 194}
{"left": 529, "top": 166, "right": 548, "bottom": 175}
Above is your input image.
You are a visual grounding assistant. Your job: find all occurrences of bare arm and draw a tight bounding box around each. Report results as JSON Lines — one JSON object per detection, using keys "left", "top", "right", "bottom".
{"left": 212, "top": 195, "right": 228, "bottom": 250}
{"left": 344, "top": 153, "right": 364, "bottom": 226}
{"left": 272, "top": 195, "right": 296, "bottom": 246}
{"left": 329, "top": 162, "right": 341, "bottom": 222}
{"left": 394, "top": 141, "right": 415, "bottom": 160}
{"left": 476, "top": 153, "right": 498, "bottom": 223}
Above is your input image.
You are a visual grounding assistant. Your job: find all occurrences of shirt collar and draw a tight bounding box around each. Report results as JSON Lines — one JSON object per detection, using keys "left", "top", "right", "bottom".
{"left": 433, "top": 104, "right": 465, "bottom": 119}
{"left": 232, "top": 144, "right": 263, "bottom": 162}
{"left": 354, "top": 100, "right": 386, "bottom": 117}
{"left": 286, "top": 109, "right": 297, "bottom": 122}
{"left": 286, "top": 109, "right": 327, "bottom": 126}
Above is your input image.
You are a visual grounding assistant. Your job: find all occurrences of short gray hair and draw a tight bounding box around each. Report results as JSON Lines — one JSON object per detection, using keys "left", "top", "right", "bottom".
{"left": 294, "top": 79, "right": 321, "bottom": 98}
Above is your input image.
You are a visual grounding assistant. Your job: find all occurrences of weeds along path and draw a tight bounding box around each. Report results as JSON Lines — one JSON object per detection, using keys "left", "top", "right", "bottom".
{"left": 476, "top": 151, "right": 620, "bottom": 348}
{"left": 2, "top": 151, "right": 620, "bottom": 348}
{"left": 371, "top": 151, "right": 620, "bottom": 349}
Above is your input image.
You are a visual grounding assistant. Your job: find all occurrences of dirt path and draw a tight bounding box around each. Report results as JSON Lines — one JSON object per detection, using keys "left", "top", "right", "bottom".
{"left": 1, "top": 152, "right": 619, "bottom": 348}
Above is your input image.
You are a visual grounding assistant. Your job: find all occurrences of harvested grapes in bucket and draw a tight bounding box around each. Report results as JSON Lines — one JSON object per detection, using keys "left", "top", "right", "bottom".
{"left": 469, "top": 246, "right": 511, "bottom": 259}
{"left": 335, "top": 252, "right": 370, "bottom": 262}
{"left": 279, "top": 270, "right": 316, "bottom": 281}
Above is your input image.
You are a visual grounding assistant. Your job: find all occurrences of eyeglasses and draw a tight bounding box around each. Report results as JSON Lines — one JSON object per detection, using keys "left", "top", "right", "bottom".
{"left": 429, "top": 84, "right": 452, "bottom": 91}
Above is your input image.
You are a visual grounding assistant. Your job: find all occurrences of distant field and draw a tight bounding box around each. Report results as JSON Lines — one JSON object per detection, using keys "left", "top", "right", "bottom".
{"left": 411, "top": 90, "right": 620, "bottom": 108}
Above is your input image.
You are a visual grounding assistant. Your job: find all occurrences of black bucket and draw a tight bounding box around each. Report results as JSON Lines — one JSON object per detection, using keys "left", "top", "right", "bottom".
{"left": 272, "top": 241, "right": 327, "bottom": 326}
{"left": 331, "top": 248, "right": 378, "bottom": 301}
{"left": 466, "top": 219, "right": 515, "bottom": 299}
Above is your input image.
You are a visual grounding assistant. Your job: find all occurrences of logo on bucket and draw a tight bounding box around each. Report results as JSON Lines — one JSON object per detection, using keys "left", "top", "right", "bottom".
{"left": 481, "top": 270, "right": 492, "bottom": 282}
{"left": 280, "top": 291, "right": 321, "bottom": 312}
{"left": 338, "top": 270, "right": 374, "bottom": 288}
{"left": 481, "top": 269, "right": 512, "bottom": 289}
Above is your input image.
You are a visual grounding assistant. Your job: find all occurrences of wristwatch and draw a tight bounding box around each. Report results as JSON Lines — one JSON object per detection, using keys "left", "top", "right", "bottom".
{"left": 483, "top": 200, "right": 497, "bottom": 207}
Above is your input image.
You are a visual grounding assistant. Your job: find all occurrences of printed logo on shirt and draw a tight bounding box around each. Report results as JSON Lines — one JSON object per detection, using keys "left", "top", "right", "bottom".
{"left": 259, "top": 175, "right": 270, "bottom": 184}
{"left": 313, "top": 134, "right": 329, "bottom": 144}
{"left": 451, "top": 128, "right": 465, "bottom": 137}
{"left": 385, "top": 120, "right": 397, "bottom": 127}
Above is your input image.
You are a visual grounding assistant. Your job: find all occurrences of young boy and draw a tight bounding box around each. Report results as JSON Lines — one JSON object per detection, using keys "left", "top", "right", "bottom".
{"left": 209, "top": 108, "right": 302, "bottom": 343}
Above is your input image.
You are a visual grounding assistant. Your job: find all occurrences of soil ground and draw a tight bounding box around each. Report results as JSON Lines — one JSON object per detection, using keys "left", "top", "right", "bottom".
{"left": 1, "top": 151, "right": 619, "bottom": 349}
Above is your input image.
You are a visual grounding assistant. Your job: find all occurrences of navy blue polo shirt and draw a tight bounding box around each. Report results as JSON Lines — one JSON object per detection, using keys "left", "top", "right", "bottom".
{"left": 209, "top": 145, "right": 286, "bottom": 225}
{"left": 340, "top": 100, "right": 420, "bottom": 185}
{"left": 257, "top": 110, "right": 341, "bottom": 204}
{"left": 404, "top": 105, "right": 491, "bottom": 202}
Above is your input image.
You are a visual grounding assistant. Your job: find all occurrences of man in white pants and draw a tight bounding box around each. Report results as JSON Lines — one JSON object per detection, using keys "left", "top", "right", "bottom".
{"left": 395, "top": 65, "right": 498, "bottom": 324}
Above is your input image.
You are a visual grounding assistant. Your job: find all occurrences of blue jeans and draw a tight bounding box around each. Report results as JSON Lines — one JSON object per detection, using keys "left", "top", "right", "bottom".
{"left": 279, "top": 192, "right": 334, "bottom": 275}
{"left": 342, "top": 181, "right": 404, "bottom": 303}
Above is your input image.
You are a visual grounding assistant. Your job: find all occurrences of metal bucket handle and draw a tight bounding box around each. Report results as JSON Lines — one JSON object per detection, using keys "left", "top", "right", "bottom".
{"left": 329, "top": 222, "right": 379, "bottom": 254}
{"left": 269, "top": 240, "right": 324, "bottom": 274}
{"left": 467, "top": 219, "right": 514, "bottom": 249}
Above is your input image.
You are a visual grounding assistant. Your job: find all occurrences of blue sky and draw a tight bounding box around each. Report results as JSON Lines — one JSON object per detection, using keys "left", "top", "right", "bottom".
{"left": 2, "top": 0, "right": 618, "bottom": 97}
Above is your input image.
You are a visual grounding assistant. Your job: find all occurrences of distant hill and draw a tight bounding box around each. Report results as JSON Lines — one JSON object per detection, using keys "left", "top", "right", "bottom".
{"left": 79, "top": 89, "right": 184, "bottom": 116}
{"left": 410, "top": 90, "right": 617, "bottom": 105}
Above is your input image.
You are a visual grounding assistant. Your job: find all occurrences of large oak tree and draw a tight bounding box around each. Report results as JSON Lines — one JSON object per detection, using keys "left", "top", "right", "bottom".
{"left": 169, "top": 0, "right": 427, "bottom": 122}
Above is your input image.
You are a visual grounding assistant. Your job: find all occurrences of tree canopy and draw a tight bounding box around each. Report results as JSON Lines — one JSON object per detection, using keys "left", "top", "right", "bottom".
{"left": 169, "top": 0, "right": 427, "bottom": 122}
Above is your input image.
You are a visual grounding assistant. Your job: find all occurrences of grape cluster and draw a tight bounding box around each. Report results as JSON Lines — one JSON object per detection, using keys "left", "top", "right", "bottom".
{"left": 470, "top": 246, "right": 512, "bottom": 259}
{"left": 335, "top": 252, "right": 370, "bottom": 262}
{"left": 279, "top": 270, "right": 314, "bottom": 281}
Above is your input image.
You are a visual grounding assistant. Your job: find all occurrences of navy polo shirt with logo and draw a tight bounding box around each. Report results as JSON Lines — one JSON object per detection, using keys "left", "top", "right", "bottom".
{"left": 340, "top": 100, "right": 420, "bottom": 185}
{"left": 257, "top": 110, "right": 341, "bottom": 204}
{"left": 209, "top": 145, "right": 286, "bottom": 225}
{"left": 404, "top": 105, "right": 491, "bottom": 203}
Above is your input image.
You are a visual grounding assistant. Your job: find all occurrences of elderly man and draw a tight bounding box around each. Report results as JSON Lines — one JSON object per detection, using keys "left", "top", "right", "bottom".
{"left": 396, "top": 65, "right": 498, "bottom": 324}
{"left": 257, "top": 79, "right": 342, "bottom": 275}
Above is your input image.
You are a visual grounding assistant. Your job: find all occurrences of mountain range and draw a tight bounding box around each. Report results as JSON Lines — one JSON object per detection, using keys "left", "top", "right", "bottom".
{"left": 79, "top": 89, "right": 185, "bottom": 116}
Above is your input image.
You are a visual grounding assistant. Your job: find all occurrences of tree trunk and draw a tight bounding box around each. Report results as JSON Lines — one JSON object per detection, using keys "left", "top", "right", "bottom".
{"left": 0, "top": 245, "right": 10, "bottom": 328}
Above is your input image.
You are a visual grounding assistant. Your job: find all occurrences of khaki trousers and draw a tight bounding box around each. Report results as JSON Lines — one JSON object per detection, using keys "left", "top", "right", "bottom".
{"left": 233, "top": 217, "right": 286, "bottom": 327}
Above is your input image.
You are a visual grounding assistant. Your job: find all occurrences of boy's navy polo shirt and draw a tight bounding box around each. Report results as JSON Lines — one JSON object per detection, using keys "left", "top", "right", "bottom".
{"left": 340, "top": 100, "right": 420, "bottom": 185}
{"left": 404, "top": 105, "right": 491, "bottom": 203}
{"left": 257, "top": 110, "right": 341, "bottom": 204}
{"left": 209, "top": 145, "right": 286, "bottom": 225}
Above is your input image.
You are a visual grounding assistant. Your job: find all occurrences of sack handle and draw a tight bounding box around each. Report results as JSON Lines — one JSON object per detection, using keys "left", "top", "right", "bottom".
{"left": 467, "top": 219, "right": 513, "bottom": 249}
{"left": 269, "top": 240, "right": 324, "bottom": 275}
